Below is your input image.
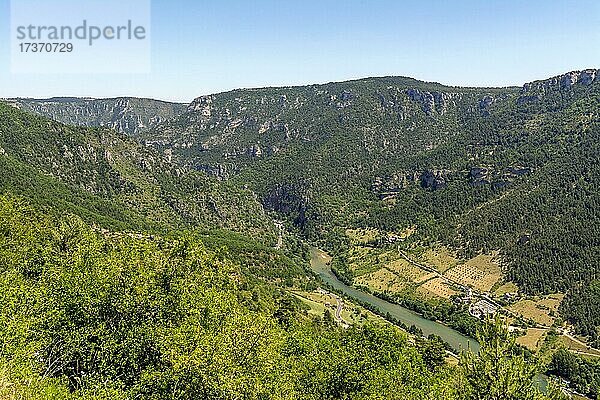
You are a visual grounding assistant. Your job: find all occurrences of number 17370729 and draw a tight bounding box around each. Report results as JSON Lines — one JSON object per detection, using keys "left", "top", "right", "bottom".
{"left": 19, "top": 42, "right": 73, "bottom": 52}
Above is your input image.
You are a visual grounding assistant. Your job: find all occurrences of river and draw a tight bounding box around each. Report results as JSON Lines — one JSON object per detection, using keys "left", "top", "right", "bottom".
{"left": 309, "top": 247, "right": 480, "bottom": 354}
{"left": 309, "top": 247, "right": 553, "bottom": 391}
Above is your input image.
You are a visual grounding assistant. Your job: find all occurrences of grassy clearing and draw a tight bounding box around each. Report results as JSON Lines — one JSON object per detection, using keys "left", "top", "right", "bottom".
{"left": 463, "top": 254, "right": 501, "bottom": 274}
{"left": 310, "top": 247, "right": 332, "bottom": 266}
{"left": 508, "top": 299, "right": 556, "bottom": 327}
{"left": 494, "top": 282, "right": 519, "bottom": 295}
{"left": 293, "top": 292, "right": 327, "bottom": 317}
{"left": 346, "top": 228, "right": 380, "bottom": 245}
{"left": 538, "top": 294, "right": 564, "bottom": 312}
{"left": 355, "top": 268, "right": 411, "bottom": 295}
{"left": 516, "top": 328, "right": 547, "bottom": 352}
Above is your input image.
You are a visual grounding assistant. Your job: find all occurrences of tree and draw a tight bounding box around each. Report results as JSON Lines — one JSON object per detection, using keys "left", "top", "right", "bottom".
{"left": 459, "top": 316, "right": 542, "bottom": 400}
{"left": 323, "top": 309, "right": 334, "bottom": 326}
{"left": 418, "top": 335, "right": 447, "bottom": 371}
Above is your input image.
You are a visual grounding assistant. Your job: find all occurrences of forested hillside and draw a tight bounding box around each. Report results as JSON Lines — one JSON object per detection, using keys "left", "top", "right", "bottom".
{"left": 2, "top": 70, "right": 598, "bottom": 398}
{"left": 140, "top": 70, "right": 600, "bottom": 342}
{"left": 0, "top": 102, "right": 277, "bottom": 243}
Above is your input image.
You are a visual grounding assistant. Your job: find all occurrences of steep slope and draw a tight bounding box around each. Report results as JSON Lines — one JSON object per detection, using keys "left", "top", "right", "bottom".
{"left": 5, "top": 97, "right": 186, "bottom": 135}
{"left": 142, "top": 70, "right": 600, "bottom": 341}
{"left": 0, "top": 102, "right": 277, "bottom": 242}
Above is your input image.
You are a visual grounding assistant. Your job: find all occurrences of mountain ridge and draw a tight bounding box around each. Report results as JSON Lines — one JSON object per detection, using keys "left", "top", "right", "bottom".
{"left": 9, "top": 68, "right": 600, "bottom": 113}
{"left": 4, "top": 96, "right": 187, "bottom": 136}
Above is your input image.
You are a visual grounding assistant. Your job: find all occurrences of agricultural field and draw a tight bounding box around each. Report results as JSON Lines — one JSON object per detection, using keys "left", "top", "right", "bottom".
{"left": 420, "top": 246, "right": 461, "bottom": 273}
{"left": 354, "top": 267, "right": 411, "bottom": 295}
{"left": 516, "top": 328, "right": 548, "bottom": 352}
{"left": 417, "top": 277, "right": 459, "bottom": 299}
{"left": 385, "top": 258, "right": 429, "bottom": 282}
{"left": 444, "top": 254, "right": 502, "bottom": 292}
{"left": 352, "top": 250, "right": 435, "bottom": 299}
{"left": 508, "top": 295, "right": 563, "bottom": 327}
{"left": 345, "top": 227, "right": 419, "bottom": 278}
{"left": 415, "top": 272, "right": 437, "bottom": 284}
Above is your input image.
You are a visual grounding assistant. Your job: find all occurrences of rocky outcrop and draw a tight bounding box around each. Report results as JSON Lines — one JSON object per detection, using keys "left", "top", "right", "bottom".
{"left": 517, "top": 70, "right": 600, "bottom": 105}
{"left": 420, "top": 169, "right": 449, "bottom": 190}
{"left": 263, "top": 183, "right": 309, "bottom": 228}
{"left": 372, "top": 173, "right": 414, "bottom": 197}
{"left": 521, "top": 70, "right": 599, "bottom": 95}
{"left": 247, "top": 144, "right": 263, "bottom": 158}
{"left": 195, "top": 164, "right": 228, "bottom": 179}
{"left": 406, "top": 89, "right": 459, "bottom": 115}
{"left": 479, "top": 96, "right": 496, "bottom": 116}
{"left": 375, "top": 165, "right": 531, "bottom": 195}
{"left": 259, "top": 120, "right": 289, "bottom": 135}
{"left": 330, "top": 90, "right": 355, "bottom": 109}
{"left": 469, "top": 166, "right": 531, "bottom": 187}
{"left": 508, "top": 166, "right": 531, "bottom": 177}
{"left": 188, "top": 95, "right": 213, "bottom": 117}
{"left": 372, "top": 169, "right": 451, "bottom": 195}
{"left": 340, "top": 90, "right": 354, "bottom": 102}
{"left": 470, "top": 167, "right": 490, "bottom": 186}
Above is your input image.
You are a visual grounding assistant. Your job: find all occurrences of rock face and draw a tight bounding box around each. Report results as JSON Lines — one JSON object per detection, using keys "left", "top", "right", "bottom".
{"left": 6, "top": 97, "right": 187, "bottom": 135}
{"left": 524, "top": 69, "right": 599, "bottom": 92}
{"left": 420, "top": 170, "right": 449, "bottom": 190}
{"left": 470, "top": 167, "right": 490, "bottom": 186}
{"left": 373, "top": 165, "right": 532, "bottom": 195}
{"left": 340, "top": 90, "right": 354, "bottom": 102}
{"left": 263, "top": 183, "right": 309, "bottom": 228}
{"left": 469, "top": 166, "right": 532, "bottom": 187}
{"left": 188, "top": 95, "right": 213, "bottom": 116}
{"left": 406, "top": 89, "right": 459, "bottom": 115}
{"left": 372, "top": 169, "right": 451, "bottom": 195}
{"left": 372, "top": 173, "right": 413, "bottom": 195}
{"left": 520, "top": 69, "right": 600, "bottom": 100}
{"left": 195, "top": 164, "right": 228, "bottom": 179}
{"left": 479, "top": 96, "right": 496, "bottom": 116}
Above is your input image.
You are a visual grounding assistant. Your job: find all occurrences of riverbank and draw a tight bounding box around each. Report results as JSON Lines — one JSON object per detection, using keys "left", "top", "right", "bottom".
{"left": 309, "top": 247, "right": 480, "bottom": 354}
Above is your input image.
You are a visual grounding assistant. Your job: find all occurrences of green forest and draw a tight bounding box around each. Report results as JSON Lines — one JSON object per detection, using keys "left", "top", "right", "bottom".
{"left": 0, "top": 195, "right": 561, "bottom": 399}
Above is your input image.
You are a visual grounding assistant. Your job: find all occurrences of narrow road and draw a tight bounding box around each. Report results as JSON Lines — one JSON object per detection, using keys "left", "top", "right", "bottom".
{"left": 332, "top": 294, "right": 344, "bottom": 321}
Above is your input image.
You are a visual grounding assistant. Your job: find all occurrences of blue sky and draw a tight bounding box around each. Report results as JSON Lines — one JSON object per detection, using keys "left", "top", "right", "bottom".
{"left": 1, "top": 0, "right": 599, "bottom": 102}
